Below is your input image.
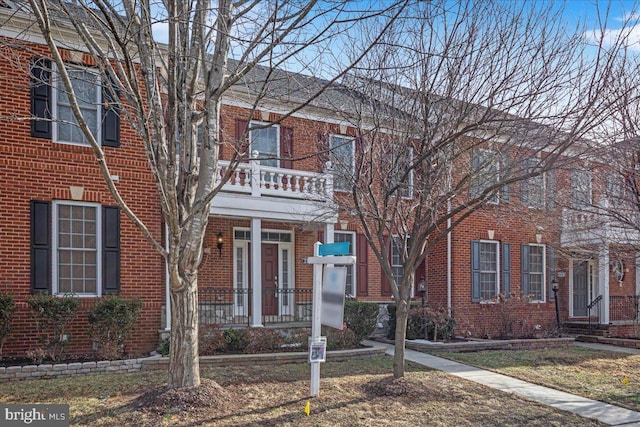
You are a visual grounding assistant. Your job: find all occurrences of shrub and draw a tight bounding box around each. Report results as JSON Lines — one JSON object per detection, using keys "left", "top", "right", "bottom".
{"left": 157, "top": 339, "right": 170, "bottom": 356}
{"left": 26, "top": 294, "right": 80, "bottom": 362}
{"left": 199, "top": 323, "right": 226, "bottom": 355}
{"left": 242, "top": 328, "right": 285, "bottom": 354}
{"left": 407, "top": 306, "right": 456, "bottom": 341}
{"left": 87, "top": 296, "right": 142, "bottom": 360}
{"left": 223, "top": 328, "right": 248, "bottom": 352}
{"left": 0, "top": 292, "right": 16, "bottom": 361}
{"left": 343, "top": 301, "right": 379, "bottom": 342}
{"left": 284, "top": 328, "right": 310, "bottom": 351}
{"left": 324, "top": 326, "right": 359, "bottom": 350}
{"left": 386, "top": 302, "right": 422, "bottom": 340}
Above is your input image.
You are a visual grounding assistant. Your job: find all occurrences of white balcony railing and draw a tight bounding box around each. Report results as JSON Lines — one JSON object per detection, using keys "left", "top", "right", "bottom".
{"left": 561, "top": 204, "right": 640, "bottom": 247}
{"left": 216, "top": 152, "right": 333, "bottom": 201}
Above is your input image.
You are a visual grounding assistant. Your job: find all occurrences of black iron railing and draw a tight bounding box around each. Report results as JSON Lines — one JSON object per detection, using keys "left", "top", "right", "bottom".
{"left": 610, "top": 295, "right": 639, "bottom": 322}
{"left": 198, "top": 287, "right": 313, "bottom": 325}
{"left": 587, "top": 295, "right": 603, "bottom": 332}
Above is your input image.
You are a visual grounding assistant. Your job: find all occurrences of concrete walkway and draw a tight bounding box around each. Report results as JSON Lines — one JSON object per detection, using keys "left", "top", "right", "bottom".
{"left": 363, "top": 340, "right": 640, "bottom": 426}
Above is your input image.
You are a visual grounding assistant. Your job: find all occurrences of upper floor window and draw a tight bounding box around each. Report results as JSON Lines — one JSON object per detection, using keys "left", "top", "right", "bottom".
{"left": 521, "top": 244, "right": 545, "bottom": 302}
{"left": 54, "top": 66, "right": 101, "bottom": 146}
{"left": 471, "top": 149, "right": 505, "bottom": 203}
{"left": 250, "top": 121, "right": 279, "bottom": 167}
{"left": 329, "top": 134, "right": 354, "bottom": 191}
{"left": 334, "top": 231, "right": 356, "bottom": 296}
{"left": 520, "top": 159, "right": 545, "bottom": 209}
{"left": 571, "top": 169, "right": 592, "bottom": 209}
{"left": 391, "top": 145, "right": 413, "bottom": 199}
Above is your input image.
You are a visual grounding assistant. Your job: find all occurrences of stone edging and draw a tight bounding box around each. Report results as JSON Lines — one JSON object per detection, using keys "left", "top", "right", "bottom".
{"left": 404, "top": 337, "right": 575, "bottom": 353}
{"left": 0, "top": 346, "right": 386, "bottom": 382}
{"left": 577, "top": 335, "right": 640, "bottom": 349}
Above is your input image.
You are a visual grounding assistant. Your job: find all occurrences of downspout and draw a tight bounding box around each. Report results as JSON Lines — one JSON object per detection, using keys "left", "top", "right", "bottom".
{"left": 447, "top": 198, "right": 452, "bottom": 317}
{"left": 165, "top": 224, "right": 171, "bottom": 332}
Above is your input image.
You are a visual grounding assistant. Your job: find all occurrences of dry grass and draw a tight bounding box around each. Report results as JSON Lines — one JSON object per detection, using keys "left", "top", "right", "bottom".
{"left": 0, "top": 356, "right": 604, "bottom": 426}
{"left": 438, "top": 345, "right": 640, "bottom": 412}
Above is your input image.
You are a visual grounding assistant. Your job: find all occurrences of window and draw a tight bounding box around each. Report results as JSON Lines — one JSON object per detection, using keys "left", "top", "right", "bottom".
{"left": 250, "top": 121, "right": 279, "bottom": 167}
{"left": 391, "top": 236, "right": 404, "bottom": 287}
{"left": 522, "top": 244, "right": 546, "bottom": 302}
{"left": 53, "top": 201, "right": 100, "bottom": 295}
{"left": 471, "top": 149, "right": 501, "bottom": 203}
{"left": 571, "top": 169, "right": 592, "bottom": 208}
{"left": 54, "top": 66, "right": 101, "bottom": 146}
{"left": 391, "top": 145, "right": 413, "bottom": 199}
{"left": 471, "top": 240, "right": 510, "bottom": 302}
{"left": 329, "top": 135, "right": 354, "bottom": 191}
{"left": 334, "top": 231, "right": 356, "bottom": 296}
{"left": 521, "top": 159, "right": 545, "bottom": 209}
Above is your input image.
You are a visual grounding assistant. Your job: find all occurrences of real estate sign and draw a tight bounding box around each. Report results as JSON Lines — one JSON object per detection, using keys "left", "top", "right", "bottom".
{"left": 321, "top": 266, "right": 347, "bottom": 329}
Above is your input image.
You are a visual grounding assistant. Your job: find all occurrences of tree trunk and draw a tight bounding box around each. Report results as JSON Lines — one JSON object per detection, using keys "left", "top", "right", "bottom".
{"left": 168, "top": 276, "right": 200, "bottom": 389}
{"left": 393, "top": 301, "right": 409, "bottom": 378}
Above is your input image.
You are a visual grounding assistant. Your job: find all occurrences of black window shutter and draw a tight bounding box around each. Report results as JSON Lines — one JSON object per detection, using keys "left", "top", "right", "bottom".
{"left": 280, "top": 126, "right": 294, "bottom": 169}
{"left": 101, "top": 76, "right": 120, "bottom": 147}
{"left": 102, "top": 206, "right": 121, "bottom": 294}
{"left": 470, "top": 154, "right": 481, "bottom": 199}
{"left": 520, "top": 161, "right": 530, "bottom": 206}
{"left": 471, "top": 240, "right": 481, "bottom": 302}
{"left": 502, "top": 243, "right": 511, "bottom": 298}
{"left": 30, "top": 58, "right": 52, "bottom": 139}
{"left": 547, "top": 246, "right": 557, "bottom": 301}
{"left": 521, "top": 244, "right": 530, "bottom": 296}
{"left": 356, "top": 233, "right": 368, "bottom": 296}
{"left": 30, "top": 200, "right": 51, "bottom": 294}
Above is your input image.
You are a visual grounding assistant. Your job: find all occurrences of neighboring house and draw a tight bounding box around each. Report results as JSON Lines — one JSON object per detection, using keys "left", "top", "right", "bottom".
{"left": 1, "top": 5, "right": 638, "bottom": 361}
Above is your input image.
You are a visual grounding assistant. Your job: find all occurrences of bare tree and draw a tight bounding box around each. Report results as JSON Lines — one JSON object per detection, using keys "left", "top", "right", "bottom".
{"left": 5, "top": 0, "right": 410, "bottom": 389}
{"left": 329, "top": 0, "right": 637, "bottom": 378}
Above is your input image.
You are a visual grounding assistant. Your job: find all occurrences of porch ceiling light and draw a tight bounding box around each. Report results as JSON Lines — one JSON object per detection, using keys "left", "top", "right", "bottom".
{"left": 216, "top": 232, "right": 224, "bottom": 258}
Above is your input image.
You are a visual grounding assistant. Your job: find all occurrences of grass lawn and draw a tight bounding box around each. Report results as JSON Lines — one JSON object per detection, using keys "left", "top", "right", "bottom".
{"left": 0, "top": 356, "right": 604, "bottom": 426}
{"left": 438, "top": 345, "right": 640, "bottom": 412}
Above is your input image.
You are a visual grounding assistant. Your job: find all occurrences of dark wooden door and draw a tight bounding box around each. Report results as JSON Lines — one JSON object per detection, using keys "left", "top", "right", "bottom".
{"left": 573, "top": 261, "right": 588, "bottom": 317}
{"left": 262, "top": 243, "right": 278, "bottom": 316}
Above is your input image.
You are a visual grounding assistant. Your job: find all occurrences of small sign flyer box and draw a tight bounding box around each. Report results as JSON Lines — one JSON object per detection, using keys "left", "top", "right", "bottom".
{"left": 306, "top": 241, "right": 355, "bottom": 397}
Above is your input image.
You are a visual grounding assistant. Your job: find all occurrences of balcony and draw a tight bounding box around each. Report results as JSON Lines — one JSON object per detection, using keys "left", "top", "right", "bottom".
{"left": 561, "top": 206, "right": 640, "bottom": 247}
{"left": 210, "top": 154, "right": 337, "bottom": 223}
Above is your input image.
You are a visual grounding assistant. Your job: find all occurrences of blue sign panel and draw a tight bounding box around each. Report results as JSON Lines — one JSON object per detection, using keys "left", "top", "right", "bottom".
{"left": 318, "top": 242, "right": 350, "bottom": 256}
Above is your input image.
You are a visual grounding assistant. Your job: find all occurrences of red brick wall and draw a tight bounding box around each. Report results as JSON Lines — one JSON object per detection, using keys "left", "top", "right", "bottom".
{"left": 0, "top": 43, "right": 164, "bottom": 358}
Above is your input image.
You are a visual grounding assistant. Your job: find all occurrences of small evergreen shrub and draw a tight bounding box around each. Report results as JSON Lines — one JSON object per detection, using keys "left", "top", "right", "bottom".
{"left": 407, "top": 306, "right": 456, "bottom": 341}
{"left": 0, "top": 292, "right": 16, "bottom": 361}
{"left": 87, "top": 296, "right": 142, "bottom": 360}
{"left": 343, "top": 301, "right": 379, "bottom": 342}
{"left": 223, "top": 328, "right": 248, "bottom": 352}
{"left": 386, "top": 302, "right": 422, "bottom": 340}
{"left": 199, "top": 323, "right": 226, "bottom": 355}
{"left": 157, "top": 339, "right": 170, "bottom": 356}
{"left": 324, "top": 326, "right": 359, "bottom": 350}
{"left": 26, "top": 294, "right": 80, "bottom": 362}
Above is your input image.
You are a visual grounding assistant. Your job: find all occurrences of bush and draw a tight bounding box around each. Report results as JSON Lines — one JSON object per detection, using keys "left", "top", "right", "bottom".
{"left": 407, "top": 306, "right": 456, "bottom": 341}
{"left": 343, "top": 301, "right": 379, "bottom": 342}
{"left": 223, "top": 328, "right": 249, "bottom": 352}
{"left": 199, "top": 323, "right": 226, "bottom": 355}
{"left": 157, "top": 339, "right": 170, "bottom": 356}
{"left": 26, "top": 294, "right": 80, "bottom": 362}
{"left": 284, "top": 328, "right": 310, "bottom": 351}
{"left": 87, "top": 296, "right": 142, "bottom": 360}
{"left": 386, "top": 302, "right": 422, "bottom": 340}
{"left": 242, "top": 328, "right": 285, "bottom": 354}
{"left": 324, "top": 326, "right": 359, "bottom": 350}
{"left": 0, "top": 292, "right": 16, "bottom": 361}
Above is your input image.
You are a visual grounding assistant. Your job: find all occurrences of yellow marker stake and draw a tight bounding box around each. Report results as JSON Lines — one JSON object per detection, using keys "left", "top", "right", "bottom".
{"left": 304, "top": 400, "right": 311, "bottom": 416}
{"left": 622, "top": 377, "right": 630, "bottom": 386}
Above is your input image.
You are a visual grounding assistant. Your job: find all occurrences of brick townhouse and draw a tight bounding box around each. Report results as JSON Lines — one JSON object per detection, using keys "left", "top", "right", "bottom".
{"left": 1, "top": 3, "right": 638, "bottom": 360}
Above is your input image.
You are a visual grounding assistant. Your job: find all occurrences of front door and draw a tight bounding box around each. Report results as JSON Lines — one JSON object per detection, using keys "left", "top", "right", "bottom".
{"left": 262, "top": 243, "right": 279, "bottom": 316}
{"left": 573, "top": 260, "right": 588, "bottom": 316}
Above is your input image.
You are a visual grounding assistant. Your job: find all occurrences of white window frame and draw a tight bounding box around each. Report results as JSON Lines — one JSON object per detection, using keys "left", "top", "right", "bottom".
{"left": 249, "top": 120, "right": 280, "bottom": 167}
{"left": 329, "top": 134, "right": 355, "bottom": 192}
{"left": 51, "top": 200, "right": 102, "bottom": 297}
{"left": 527, "top": 243, "right": 546, "bottom": 302}
{"left": 391, "top": 235, "right": 414, "bottom": 298}
{"left": 473, "top": 149, "right": 501, "bottom": 204}
{"left": 51, "top": 64, "right": 102, "bottom": 147}
{"left": 391, "top": 145, "right": 414, "bottom": 199}
{"left": 334, "top": 231, "right": 356, "bottom": 297}
{"left": 479, "top": 240, "right": 500, "bottom": 302}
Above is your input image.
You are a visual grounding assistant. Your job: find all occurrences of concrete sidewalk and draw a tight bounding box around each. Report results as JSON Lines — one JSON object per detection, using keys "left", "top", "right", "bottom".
{"left": 363, "top": 340, "right": 640, "bottom": 426}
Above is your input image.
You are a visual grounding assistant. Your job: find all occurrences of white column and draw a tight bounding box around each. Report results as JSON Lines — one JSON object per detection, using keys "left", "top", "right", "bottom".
{"left": 598, "top": 245, "right": 610, "bottom": 324}
{"left": 250, "top": 217, "right": 263, "bottom": 327}
{"left": 324, "top": 223, "right": 335, "bottom": 244}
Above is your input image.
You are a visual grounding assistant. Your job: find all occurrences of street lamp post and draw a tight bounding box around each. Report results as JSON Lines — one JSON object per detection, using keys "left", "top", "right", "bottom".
{"left": 552, "top": 278, "right": 561, "bottom": 337}
{"left": 418, "top": 277, "right": 427, "bottom": 340}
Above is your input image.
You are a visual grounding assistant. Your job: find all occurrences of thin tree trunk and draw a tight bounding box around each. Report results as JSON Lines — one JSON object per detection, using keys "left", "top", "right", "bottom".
{"left": 393, "top": 301, "right": 409, "bottom": 378}
{"left": 168, "top": 277, "right": 200, "bottom": 389}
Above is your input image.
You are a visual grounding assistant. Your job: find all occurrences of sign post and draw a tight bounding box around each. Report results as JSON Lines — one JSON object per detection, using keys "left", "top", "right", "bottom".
{"left": 306, "top": 241, "right": 355, "bottom": 397}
